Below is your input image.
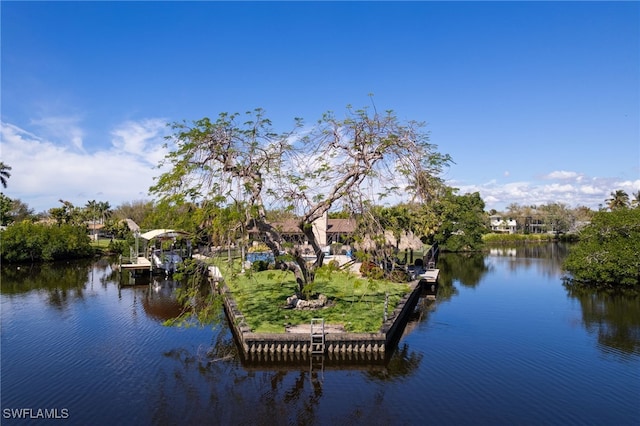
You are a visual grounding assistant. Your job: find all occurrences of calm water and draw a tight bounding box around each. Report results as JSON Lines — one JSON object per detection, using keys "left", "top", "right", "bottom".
{"left": 1, "top": 245, "right": 639, "bottom": 425}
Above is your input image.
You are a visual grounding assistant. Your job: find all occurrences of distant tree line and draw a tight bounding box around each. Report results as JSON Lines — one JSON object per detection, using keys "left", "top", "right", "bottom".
{"left": 1, "top": 156, "right": 638, "bottom": 288}
{"left": 1, "top": 222, "right": 93, "bottom": 263}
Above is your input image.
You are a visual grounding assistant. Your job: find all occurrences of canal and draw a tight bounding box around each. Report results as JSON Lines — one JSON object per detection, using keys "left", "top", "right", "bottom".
{"left": 1, "top": 244, "right": 639, "bottom": 425}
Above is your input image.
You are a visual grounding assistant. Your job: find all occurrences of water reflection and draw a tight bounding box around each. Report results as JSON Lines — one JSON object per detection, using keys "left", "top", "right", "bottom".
{"left": 0, "top": 260, "right": 94, "bottom": 310}
{"left": 437, "top": 252, "right": 489, "bottom": 289}
{"left": 402, "top": 292, "right": 437, "bottom": 337}
{"left": 157, "top": 329, "right": 423, "bottom": 424}
{"left": 2, "top": 252, "right": 639, "bottom": 424}
{"left": 565, "top": 285, "right": 640, "bottom": 357}
{"left": 0, "top": 260, "right": 189, "bottom": 324}
{"left": 3, "top": 251, "right": 639, "bottom": 370}
{"left": 365, "top": 342, "right": 423, "bottom": 380}
{"left": 486, "top": 242, "right": 571, "bottom": 277}
{"left": 436, "top": 246, "right": 640, "bottom": 359}
{"left": 155, "top": 330, "right": 333, "bottom": 425}
{"left": 141, "top": 279, "right": 185, "bottom": 321}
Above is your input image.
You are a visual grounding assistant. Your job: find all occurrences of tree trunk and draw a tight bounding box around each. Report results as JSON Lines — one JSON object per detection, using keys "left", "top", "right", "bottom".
{"left": 250, "top": 218, "right": 310, "bottom": 294}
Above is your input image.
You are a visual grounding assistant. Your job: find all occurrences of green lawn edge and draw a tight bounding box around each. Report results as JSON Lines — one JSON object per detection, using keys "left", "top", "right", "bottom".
{"left": 219, "top": 265, "right": 412, "bottom": 334}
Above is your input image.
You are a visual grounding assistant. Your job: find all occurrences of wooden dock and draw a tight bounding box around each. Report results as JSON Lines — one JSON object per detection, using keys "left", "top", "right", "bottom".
{"left": 119, "top": 257, "right": 152, "bottom": 272}
{"left": 418, "top": 269, "right": 439, "bottom": 283}
{"left": 418, "top": 269, "right": 439, "bottom": 300}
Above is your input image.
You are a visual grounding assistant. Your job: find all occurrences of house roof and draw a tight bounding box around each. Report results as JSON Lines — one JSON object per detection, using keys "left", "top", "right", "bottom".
{"left": 87, "top": 223, "right": 105, "bottom": 231}
{"left": 270, "top": 219, "right": 302, "bottom": 234}
{"left": 125, "top": 218, "right": 140, "bottom": 232}
{"left": 327, "top": 218, "right": 357, "bottom": 234}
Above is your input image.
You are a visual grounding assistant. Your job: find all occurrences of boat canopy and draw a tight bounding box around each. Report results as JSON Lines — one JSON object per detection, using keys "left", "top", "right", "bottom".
{"left": 139, "top": 229, "right": 189, "bottom": 241}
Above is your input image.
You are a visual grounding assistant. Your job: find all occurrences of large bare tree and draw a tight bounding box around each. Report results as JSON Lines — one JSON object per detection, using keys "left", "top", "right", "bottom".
{"left": 151, "top": 105, "right": 451, "bottom": 294}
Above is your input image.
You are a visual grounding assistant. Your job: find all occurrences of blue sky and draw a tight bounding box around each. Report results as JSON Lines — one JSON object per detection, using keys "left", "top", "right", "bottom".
{"left": 2, "top": 1, "right": 638, "bottom": 213}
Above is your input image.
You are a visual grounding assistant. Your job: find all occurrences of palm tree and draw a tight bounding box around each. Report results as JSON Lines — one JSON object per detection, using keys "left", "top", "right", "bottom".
{"left": 97, "top": 201, "right": 111, "bottom": 224}
{"left": 85, "top": 200, "right": 98, "bottom": 220}
{"left": 0, "top": 162, "right": 12, "bottom": 188}
{"left": 606, "top": 190, "right": 629, "bottom": 210}
{"left": 85, "top": 200, "right": 98, "bottom": 239}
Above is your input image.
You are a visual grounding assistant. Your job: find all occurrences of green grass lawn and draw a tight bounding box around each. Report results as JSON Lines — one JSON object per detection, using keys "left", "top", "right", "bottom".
{"left": 218, "top": 263, "right": 412, "bottom": 333}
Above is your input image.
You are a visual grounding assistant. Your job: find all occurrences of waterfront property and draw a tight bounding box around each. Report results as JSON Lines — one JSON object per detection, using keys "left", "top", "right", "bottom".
{"left": 211, "top": 257, "right": 440, "bottom": 356}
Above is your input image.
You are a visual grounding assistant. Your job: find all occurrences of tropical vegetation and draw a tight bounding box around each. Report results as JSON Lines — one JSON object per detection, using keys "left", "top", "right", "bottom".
{"left": 563, "top": 205, "right": 640, "bottom": 287}
{"left": 0, "top": 162, "right": 11, "bottom": 189}
{"left": 150, "top": 104, "right": 453, "bottom": 294}
{"left": 1, "top": 221, "right": 93, "bottom": 263}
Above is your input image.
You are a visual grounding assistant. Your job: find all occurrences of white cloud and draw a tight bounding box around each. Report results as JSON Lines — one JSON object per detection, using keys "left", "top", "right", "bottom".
{"left": 544, "top": 183, "right": 575, "bottom": 193}
{"left": 454, "top": 172, "right": 640, "bottom": 211}
{"left": 579, "top": 185, "right": 600, "bottom": 195}
{"left": 1, "top": 120, "right": 169, "bottom": 213}
{"left": 613, "top": 179, "right": 640, "bottom": 190}
{"left": 543, "top": 170, "right": 580, "bottom": 180}
{"left": 30, "top": 115, "right": 86, "bottom": 152}
{"left": 110, "top": 119, "right": 168, "bottom": 166}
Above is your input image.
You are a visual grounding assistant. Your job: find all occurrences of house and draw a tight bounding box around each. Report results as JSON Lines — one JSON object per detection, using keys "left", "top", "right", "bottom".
{"left": 256, "top": 213, "right": 357, "bottom": 253}
{"left": 524, "top": 216, "right": 546, "bottom": 234}
{"left": 87, "top": 222, "right": 105, "bottom": 241}
{"left": 251, "top": 213, "right": 422, "bottom": 254}
{"left": 489, "top": 215, "right": 517, "bottom": 234}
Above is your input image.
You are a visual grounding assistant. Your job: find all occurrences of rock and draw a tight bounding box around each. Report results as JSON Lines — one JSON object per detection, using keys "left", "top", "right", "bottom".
{"left": 291, "top": 294, "right": 328, "bottom": 310}
{"left": 286, "top": 295, "right": 298, "bottom": 308}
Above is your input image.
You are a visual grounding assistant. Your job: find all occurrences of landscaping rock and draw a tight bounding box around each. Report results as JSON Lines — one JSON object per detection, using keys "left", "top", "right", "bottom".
{"left": 285, "top": 294, "right": 329, "bottom": 310}
{"left": 295, "top": 294, "right": 328, "bottom": 310}
{"left": 286, "top": 295, "right": 299, "bottom": 308}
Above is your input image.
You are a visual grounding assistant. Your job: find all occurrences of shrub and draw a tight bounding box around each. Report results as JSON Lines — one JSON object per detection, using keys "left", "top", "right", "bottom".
{"left": 360, "top": 262, "right": 384, "bottom": 280}
{"left": 251, "top": 260, "right": 269, "bottom": 272}
{"left": 108, "top": 239, "right": 127, "bottom": 255}
{"left": 1, "top": 221, "right": 93, "bottom": 263}
{"left": 563, "top": 208, "right": 640, "bottom": 287}
{"left": 389, "top": 268, "right": 410, "bottom": 283}
{"left": 248, "top": 243, "right": 270, "bottom": 253}
{"left": 483, "top": 233, "right": 555, "bottom": 244}
{"left": 327, "top": 259, "right": 340, "bottom": 270}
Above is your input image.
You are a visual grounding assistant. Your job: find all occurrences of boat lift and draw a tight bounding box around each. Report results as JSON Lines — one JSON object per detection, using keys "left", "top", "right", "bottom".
{"left": 119, "top": 229, "right": 190, "bottom": 280}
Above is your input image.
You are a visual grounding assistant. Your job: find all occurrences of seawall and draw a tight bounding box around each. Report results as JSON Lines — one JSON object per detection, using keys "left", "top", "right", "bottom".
{"left": 215, "top": 277, "right": 426, "bottom": 356}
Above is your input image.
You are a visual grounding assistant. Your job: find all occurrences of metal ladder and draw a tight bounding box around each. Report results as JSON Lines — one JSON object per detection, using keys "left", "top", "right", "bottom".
{"left": 310, "top": 318, "right": 325, "bottom": 354}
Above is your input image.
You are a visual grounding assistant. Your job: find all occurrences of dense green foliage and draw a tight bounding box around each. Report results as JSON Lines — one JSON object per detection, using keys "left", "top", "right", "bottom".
{"left": 1, "top": 221, "right": 94, "bottom": 263}
{"left": 563, "top": 209, "right": 640, "bottom": 287}
{"left": 431, "top": 190, "right": 487, "bottom": 251}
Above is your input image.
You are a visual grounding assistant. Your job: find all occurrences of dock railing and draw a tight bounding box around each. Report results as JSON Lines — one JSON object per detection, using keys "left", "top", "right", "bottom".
{"left": 424, "top": 244, "right": 439, "bottom": 270}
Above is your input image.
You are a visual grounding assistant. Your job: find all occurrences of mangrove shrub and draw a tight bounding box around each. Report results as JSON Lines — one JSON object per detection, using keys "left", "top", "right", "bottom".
{"left": 563, "top": 208, "right": 640, "bottom": 287}
{"left": 1, "top": 221, "right": 93, "bottom": 263}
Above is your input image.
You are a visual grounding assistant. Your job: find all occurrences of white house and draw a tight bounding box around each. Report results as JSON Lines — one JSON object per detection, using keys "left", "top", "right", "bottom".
{"left": 490, "top": 215, "right": 517, "bottom": 234}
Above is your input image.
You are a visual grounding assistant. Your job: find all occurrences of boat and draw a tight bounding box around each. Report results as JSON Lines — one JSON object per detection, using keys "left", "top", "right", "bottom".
{"left": 139, "top": 229, "right": 190, "bottom": 276}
